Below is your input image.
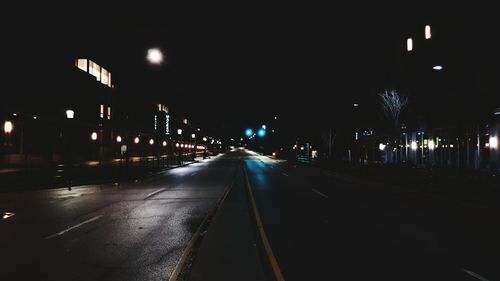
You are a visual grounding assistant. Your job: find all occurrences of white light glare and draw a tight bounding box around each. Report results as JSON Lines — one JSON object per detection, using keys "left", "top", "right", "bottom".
{"left": 407, "top": 38, "right": 413, "bottom": 51}
{"left": 411, "top": 141, "right": 418, "bottom": 150}
{"left": 4, "top": 121, "right": 13, "bottom": 134}
{"left": 379, "top": 143, "right": 386, "bottom": 151}
{"left": 433, "top": 65, "right": 443, "bottom": 70}
{"left": 66, "top": 109, "right": 75, "bottom": 119}
{"left": 425, "top": 25, "right": 432, "bottom": 39}
{"left": 428, "top": 140, "right": 435, "bottom": 150}
{"left": 147, "top": 48, "right": 164, "bottom": 64}
{"left": 490, "top": 136, "right": 498, "bottom": 149}
{"left": 116, "top": 136, "right": 122, "bottom": 143}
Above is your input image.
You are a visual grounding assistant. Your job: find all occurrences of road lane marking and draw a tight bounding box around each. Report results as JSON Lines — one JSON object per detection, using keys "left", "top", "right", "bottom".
{"left": 190, "top": 172, "right": 197, "bottom": 176}
{"left": 145, "top": 188, "right": 167, "bottom": 199}
{"left": 281, "top": 172, "right": 289, "bottom": 177}
{"left": 168, "top": 182, "right": 234, "bottom": 281}
{"left": 44, "top": 215, "right": 103, "bottom": 240}
{"left": 463, "top": 269, "right": 490, "bottom": 281}
{"left": 1, "top": 212, "right": 15, "bottom": 220}
{"left": 244, "top": 166, "right": 285, "bottom": 281}
{"left": 312, "top": 188, "right": 329, "bottom": 199}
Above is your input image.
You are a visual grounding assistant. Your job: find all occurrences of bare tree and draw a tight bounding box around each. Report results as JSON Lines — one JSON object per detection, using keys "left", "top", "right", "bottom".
{"left": 379, "top": 89, "right": 408, "bottom": 129}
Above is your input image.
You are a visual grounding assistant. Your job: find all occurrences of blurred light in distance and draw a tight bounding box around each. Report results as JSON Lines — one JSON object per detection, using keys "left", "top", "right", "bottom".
{"left": 379, "top": 143, "right": 386, "bottom": 151}
{"left": 147, "top": 48, "right": 164, "bottom": 64}
{"left": 428, "top": 140, "right": 435, "bottom": 150}
{"left": 116, "top": 136, "right": 122, "bottom": 143}
{"left": 425, "top": 25, "right": 432, "bottom": 39}
{"left": 163, "top": 141, "right": 167, "bottom": 147}
{"left": 257, "top": 128, "right": 266, "bottom": 137}
{"left": 411, "top": 141, "right": 417, "bottom": 150}
{"left": 490, "top": 136, "right": 498, "bottom": 149}
{"left": 407, "top": 38, "right": 413, "bottom": 51}
{"left": 91, "top": 132, "right": 98, "bottom": 141}
{"left": 66, "top": 109, "right": 74, "bottom": 119}
{"left": 433, "top": 65, "right": 443, "bottom": 70}
{"left": 134, "top": 137, "right": 140, "bottom": 144}
{"left": 245, "top": 128, "right": 253, "bottom": 137}
{"left": 4, "top": 121, "right": 13, "bottom": 134}
{"left": 149, "top": 139, "right": 154, "bottom": 145}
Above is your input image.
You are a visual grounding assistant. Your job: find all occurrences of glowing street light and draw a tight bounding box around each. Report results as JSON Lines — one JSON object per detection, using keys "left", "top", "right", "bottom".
{"left": 411, "top": 141, "right": 418, "bottom": 150}
{"left": 262, "top": 125, "right": 267, "bottom": 130}
{"left": 65, "top": 109, "right": 75, "bottom": 119}
{"left": 257, "top": 128, "right": 266, "bottom": 138}
{"left": 91, "top": 132, "right": 98, "bottom": 141}
{"left": 203, "top": 137, "right": 207, "bottom": 142}
{"left": 162, "top": 141, "right": 167, "bottom": 147}
{"left": 3, "top": 121, "right": 13, "bottom": 134}
{"left": 428, "top": 140, "right": 435, "bottom": 150}
{"left": 149, "top": 139, "right": 154, "bottom": 145}
{"left": 433, "top": 65, "right": 443, "bottom": 70}
{"left": 490, "top": 136, "right": 498, "bottom": 149}
{"left": 147, "top": 48, "right": 164, "bottom": 64}
{"left": 116, "top": 136, "right": 122, "bottom": 143}
{"left": 191, "top": 133, "right": 196, "bottom": 139}
{"left": 177, "top": 129, "right": 182, "bottom": 135}
{"left": 379, "top": 143, "right": 386, "bottom": 151}
{"left": 134, "top": 137, "right": 140, "bottom": 144}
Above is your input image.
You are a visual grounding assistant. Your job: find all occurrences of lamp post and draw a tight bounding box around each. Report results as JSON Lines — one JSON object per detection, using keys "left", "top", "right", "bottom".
{"left": 65, "top": 110, "right": 74, "bottom": 183}
{"left": 3, "top": 121, "right": 13, "bottom": 165}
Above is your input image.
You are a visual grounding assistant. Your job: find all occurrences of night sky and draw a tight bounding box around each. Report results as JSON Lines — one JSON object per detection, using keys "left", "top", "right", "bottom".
{"left": 4, "top": 4, "right": 499, "bottom": 140}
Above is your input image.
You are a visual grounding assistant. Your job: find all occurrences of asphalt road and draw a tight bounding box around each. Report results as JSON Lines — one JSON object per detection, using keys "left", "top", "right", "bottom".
{"left": 1, "top": 149, "right": 498, "bottom": 281}
{"left": 244, "top": 151, "right": 499, "bottom": 281}
{"left": 0, "top": 153, "right": 235, "bottom": 281}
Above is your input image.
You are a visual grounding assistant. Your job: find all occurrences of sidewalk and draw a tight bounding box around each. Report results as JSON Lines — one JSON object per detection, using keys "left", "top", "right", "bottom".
{"left": 0, "top": 158, "right": 202, "bottom": 192}
{"left": 298, "top": 161, "right": 500, "bottom": 208}
{"left": 186, "top": 168, "right": 267, "bottom": 281}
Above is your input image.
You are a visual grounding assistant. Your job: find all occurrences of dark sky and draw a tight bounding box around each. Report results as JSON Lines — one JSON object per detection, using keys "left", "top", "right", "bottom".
{"left": 4, "top": 3, "right": 499, "bottom": 139}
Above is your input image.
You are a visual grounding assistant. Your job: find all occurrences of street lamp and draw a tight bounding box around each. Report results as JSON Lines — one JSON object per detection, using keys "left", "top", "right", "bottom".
{"left": 116, "top": 136, "right": 122, "bottom": 143}
{"left": 433, "top": 65, "right": 443, "bottom": 70}
{"left": 3, "top": 121, "right": 13, "bottom": 134}
{"left": 191, "top": 133, "right": 196, "bottom": 139}
{"left": 134, "top": 137, "right": 140, "bottom": 144}
{"left": 91, "top": 132, "right": 98, "bottom": 141}
{"left": 203, "top": 137, "right": 207, "bottom": 142}
{"left": 177, "top": 129, "right": 182, "bottom": 135}
{"left": 147, "top": 48, "right": 164, "bottom": 64}
{"left": 149, "top": 139, "right": 154, "bottom": 145}
{"left": 65, "top": 110, "right": 75, "bottom": 119}
{"left": 162, "top": 141, "right": 167, "bottom": 147}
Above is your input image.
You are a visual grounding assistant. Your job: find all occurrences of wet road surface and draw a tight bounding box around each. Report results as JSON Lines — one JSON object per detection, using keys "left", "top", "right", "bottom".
{"left": 0, "top": 154, "right": 235, "bottom": 281}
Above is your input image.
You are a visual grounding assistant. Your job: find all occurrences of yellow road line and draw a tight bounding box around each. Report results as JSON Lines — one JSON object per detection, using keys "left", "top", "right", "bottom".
{"left": 168, "top": 182, "right": 233, "bottom": 281}
{"left": 243, "top": 166, "right": 286, "bottom": 281}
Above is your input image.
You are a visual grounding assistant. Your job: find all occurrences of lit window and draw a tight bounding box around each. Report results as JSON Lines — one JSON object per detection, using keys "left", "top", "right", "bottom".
{"left": 88, "top": 60, "right": 101, "bottom": 81}
{"left": 406, "top": 38, "right": 413, "bottom": 51}
{"left": 100, "top": 104, "right": 104, "bottom": 118}
{"left": 101, "top": 68, "right": 110, "bottom": 86}
{"left": 108, "top": 72, "right": 112, "bottom": 87}
{"left": 107, "top": 106, "right": 111, "bottom": 120}
{"left": 76, "top": 59, "right": 87, "bottom": 72}
{"left": 425, "top": 25, "right": 432, "bottom": 39}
